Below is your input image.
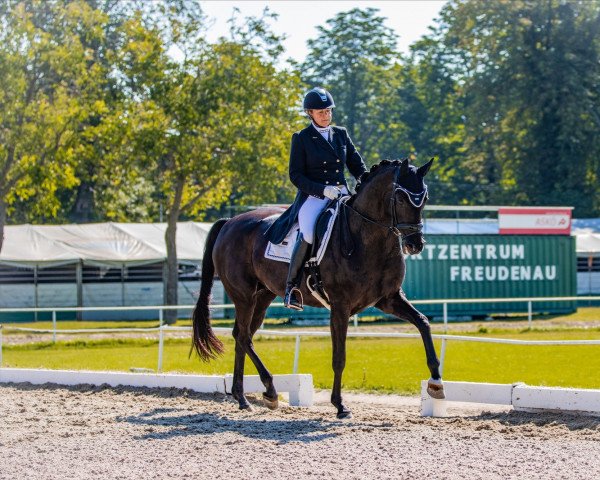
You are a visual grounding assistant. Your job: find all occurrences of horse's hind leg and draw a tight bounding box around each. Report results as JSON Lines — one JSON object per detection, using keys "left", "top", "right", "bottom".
{"left": 245, "top": 288, "right": 278, "bottom": 409}
{"left": 231, "top": 289, "right": 278, "bottom": 410}
{"left": 229, "top": 288, "right": 259, "bottom": 411}
{"left": 376, "top": 291, "right": 445, "bottom": 399}
{"left": 232, "top": 313, "right": 253, "bottom": 410}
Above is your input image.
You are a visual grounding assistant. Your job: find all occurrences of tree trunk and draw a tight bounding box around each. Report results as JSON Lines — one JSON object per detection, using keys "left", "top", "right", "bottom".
{"left": 0, "top": 197, "right": 6, "bottom": 254}
{"left": 163, "top": 179, "right": 184, "bottom": 324}
{"left": 70, "top": 181, "right": 95, "bottom": 222}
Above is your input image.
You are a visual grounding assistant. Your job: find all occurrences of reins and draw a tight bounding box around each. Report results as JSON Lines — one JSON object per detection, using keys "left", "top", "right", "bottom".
{"left": 340, "top": 166, "right": 425, "bottom": 241}
{"left": 341, "top": 201, "right": 420, "bottom": 239}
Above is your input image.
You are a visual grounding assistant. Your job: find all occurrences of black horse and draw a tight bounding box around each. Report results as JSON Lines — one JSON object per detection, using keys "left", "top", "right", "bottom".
{"left": 191, "top": 159, "right": 445, "bottom": 419}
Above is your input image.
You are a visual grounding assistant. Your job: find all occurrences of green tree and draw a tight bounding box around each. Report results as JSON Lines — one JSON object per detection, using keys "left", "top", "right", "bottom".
{"left": 392, "top": 33, "right": 470, "bottom": 205}
{"left": 302, "top": 8, "right": 399, "bottom": 164}
{"left": 55, "top": 0, "right": 209, "bottom": 223}
{"left": 118, "top": 12, "right": 303, "bottom": 321}
{"left": 0, "top": 0, "right": 109, "bottom": 249}
{"left": 437, "top": 0, "right": 600, "bottom": 215}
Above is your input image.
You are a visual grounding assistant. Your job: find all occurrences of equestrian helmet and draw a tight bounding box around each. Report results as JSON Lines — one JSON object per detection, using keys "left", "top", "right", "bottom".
{"left": 303, "top": 88, "right": 335, "bottom": 110}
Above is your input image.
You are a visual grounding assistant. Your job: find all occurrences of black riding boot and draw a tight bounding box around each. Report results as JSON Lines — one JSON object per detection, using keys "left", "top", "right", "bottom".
{"left": 284, "top": 234, "right": 310, "bottom": 311}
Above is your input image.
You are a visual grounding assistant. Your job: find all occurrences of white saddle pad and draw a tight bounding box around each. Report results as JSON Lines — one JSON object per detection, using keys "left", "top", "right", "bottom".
{"left": 265, "top": 197, "right": 347, "bottom": 265}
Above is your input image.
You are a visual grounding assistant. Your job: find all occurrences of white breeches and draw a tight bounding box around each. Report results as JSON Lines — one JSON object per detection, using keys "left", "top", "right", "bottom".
{"left": 298, "top": 187, "right": 347, "bottom": 244}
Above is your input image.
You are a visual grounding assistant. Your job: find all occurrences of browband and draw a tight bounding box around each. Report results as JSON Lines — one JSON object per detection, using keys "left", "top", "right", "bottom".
{"left": 395, "top": 184, "right": 428, "bottom": 208}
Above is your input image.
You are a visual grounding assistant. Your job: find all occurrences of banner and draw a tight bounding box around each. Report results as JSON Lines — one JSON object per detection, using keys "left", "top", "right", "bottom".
{"left": 498, "top": 207, "right": 572, "bottom": 235}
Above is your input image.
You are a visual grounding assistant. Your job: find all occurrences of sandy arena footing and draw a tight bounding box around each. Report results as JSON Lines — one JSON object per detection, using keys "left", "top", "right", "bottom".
{"left": 1, "top": 383, "right": 599, "bottom": 479}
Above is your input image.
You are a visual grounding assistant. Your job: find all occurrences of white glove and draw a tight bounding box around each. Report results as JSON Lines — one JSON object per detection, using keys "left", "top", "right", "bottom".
{"left": 323, "top": 186, "right": 341, "bottom": 200}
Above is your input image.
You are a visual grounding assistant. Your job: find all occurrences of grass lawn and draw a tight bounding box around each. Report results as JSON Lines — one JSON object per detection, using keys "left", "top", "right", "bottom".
{"left": 489, "top": 305, "right": 600, "bottom": 324}
{"left": 3, "top": 329, "right": 600, "bottom": 396}
{"left": 3, "top": 307, "right": 599, "bottom": 333}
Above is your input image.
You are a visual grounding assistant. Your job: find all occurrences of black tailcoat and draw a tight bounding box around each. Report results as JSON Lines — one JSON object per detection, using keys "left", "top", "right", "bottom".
{"left": 265, "top": 124, "right": 367, "bottom": 244}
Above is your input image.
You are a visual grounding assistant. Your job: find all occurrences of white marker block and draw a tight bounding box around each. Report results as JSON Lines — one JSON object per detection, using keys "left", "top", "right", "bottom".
{"left": 224, "top": 374, "right": 314, "bottom": 407}
{"left": 0, "top": 368, "right": 226, "bottom": 393}
{"left": 421, "top": 380, "right": 514, "bottom": 417}
{"left": 513, "top": 385, "right": 600, "bottom": 414}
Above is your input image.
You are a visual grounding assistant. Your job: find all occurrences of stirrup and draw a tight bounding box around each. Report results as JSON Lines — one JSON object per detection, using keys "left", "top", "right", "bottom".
{"left": 284, "top": 287, "right": 303, "bottom": 311}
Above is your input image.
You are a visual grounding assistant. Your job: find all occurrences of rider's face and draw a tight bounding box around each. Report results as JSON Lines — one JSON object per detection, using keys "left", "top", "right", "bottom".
{"left": 310, "top": 108, "right": 333, "bottom": 127}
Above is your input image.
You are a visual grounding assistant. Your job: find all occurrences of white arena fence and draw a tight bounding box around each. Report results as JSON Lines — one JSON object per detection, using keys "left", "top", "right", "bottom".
{"left": 1, "top": 296, "right": 599, "bottom": 376}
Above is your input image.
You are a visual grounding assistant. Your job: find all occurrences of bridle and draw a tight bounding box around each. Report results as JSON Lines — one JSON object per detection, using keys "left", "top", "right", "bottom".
{"left": 341, "top": 166, "right": 427, "bottom": 242}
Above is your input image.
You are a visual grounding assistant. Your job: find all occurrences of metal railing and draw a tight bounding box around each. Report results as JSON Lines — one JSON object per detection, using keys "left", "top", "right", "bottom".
{"left": 1, "top": 296, "right": 599, "bottom": 378}
{"left": 0, "top": 295, "right": 596, "bottom": 333}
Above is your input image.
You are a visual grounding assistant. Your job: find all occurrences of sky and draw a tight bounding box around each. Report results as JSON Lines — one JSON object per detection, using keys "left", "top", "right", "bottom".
{"left": 199, "top": 1, "right": 446, "bottom": 64}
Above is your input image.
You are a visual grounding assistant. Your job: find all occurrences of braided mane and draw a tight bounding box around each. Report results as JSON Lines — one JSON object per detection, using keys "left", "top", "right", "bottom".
{"left": 353, "top": 158, "right": 408, "bottom": 198}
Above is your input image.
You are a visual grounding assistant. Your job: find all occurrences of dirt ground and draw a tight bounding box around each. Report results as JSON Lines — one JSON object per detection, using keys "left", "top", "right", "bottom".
{"left": 1, "top": 383, "right": 599, "bottom": 480}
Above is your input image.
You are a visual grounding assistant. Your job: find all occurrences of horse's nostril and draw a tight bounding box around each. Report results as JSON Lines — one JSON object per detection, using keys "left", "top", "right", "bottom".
{"left": 403, "top": 243, "right": 424, "bottom": 256}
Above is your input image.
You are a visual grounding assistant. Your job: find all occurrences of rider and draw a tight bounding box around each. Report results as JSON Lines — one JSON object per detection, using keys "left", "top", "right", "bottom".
{"left": 265, "top": 87, "right": 367, "bottom": 311}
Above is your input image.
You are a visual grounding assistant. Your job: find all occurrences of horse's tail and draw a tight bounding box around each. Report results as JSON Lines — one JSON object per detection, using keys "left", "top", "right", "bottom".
{"left": 190, "top": 218, "right": 228, "bottom": 362}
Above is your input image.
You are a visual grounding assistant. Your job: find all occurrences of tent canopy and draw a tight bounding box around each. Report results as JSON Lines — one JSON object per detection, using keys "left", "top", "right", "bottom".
{"left": 574, "top": 232, "right": 600, "bottom": 257}
{"left": 1, "top": 218, "right": 599, "bottom": 268}
{"left": 0, "top": 222, "right": 212, "bottom": 267}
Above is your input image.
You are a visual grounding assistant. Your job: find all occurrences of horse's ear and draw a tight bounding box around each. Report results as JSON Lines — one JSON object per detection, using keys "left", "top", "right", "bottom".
{"left": 418, "top": 158, "right": 434, "bottom": 177}
{"left": 400, "top": 159, "right": 409, "bottom": 177}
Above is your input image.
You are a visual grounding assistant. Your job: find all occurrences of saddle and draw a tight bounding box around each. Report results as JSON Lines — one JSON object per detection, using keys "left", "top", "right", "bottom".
{"left": 305, "top": 196, "right": 355, "bottom": 309}
{"left": 264, "top": 196, "right": 355, "bottom": 310}
{"left": 309, "top": 199, "right": 336, "bottom": 258}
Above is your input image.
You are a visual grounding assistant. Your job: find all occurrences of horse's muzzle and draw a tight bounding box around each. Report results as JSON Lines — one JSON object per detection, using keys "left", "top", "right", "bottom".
{"left": 402, "top": 236, "right": 425, "bottom": 255}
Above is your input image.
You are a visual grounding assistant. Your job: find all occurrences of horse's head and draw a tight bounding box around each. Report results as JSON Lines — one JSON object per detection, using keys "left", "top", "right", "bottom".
{"left": 352, "top": 158, "right": 432, "bottom": 255}
{"left": 393, "top": 158, "right": 432, "bottom": 255}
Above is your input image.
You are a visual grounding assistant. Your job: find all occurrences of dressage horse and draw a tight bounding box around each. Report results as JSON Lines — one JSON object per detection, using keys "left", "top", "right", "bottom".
{"left": 191, "top": 159, "right": 445, "bottom": 419}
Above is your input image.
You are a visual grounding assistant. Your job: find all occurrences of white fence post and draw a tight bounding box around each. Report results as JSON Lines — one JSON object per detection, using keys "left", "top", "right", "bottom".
{"left": 439, "top": 338, "right": 447, "bottom": 376}
{"left": 443, "top": 302, "right": 448, "bottom": 333}
{"left": 352, "top": 315, "right": 358, "bottom": 331}
{"left": 528, "top": 301, "right": 533, "bottom": 329}
{"left": 157, "top": 309, "right": 164, "bottom": 372}
{"left": 0, "top": 325, "right": 3, "bottom": 367}
{"left": 293, "top": 335, "right": 300, "bottom": 374}
{"left": 52, "top": 311, "right": 57, "bottom": 344}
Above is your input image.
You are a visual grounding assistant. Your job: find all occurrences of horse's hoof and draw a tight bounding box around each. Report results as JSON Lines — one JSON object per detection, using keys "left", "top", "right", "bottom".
{"left": 427, "top": 378, "right": 445, "bottom": 399}
{"left": 337, "top": 410, "right": 353, "bottom": 420}
{"left": 239, "top": 402, "right": 253, "bottom": 411}
{"left": 262, "top": 393, "right": 279, "bottom": 410}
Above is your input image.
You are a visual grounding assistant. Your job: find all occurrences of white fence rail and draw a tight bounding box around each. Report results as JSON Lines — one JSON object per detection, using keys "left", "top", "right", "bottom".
{"left": 1, "top": 295, "right": 598, "bottom": 331}
{"left": 1, "top": 295, "right": 599, "bottom": 380}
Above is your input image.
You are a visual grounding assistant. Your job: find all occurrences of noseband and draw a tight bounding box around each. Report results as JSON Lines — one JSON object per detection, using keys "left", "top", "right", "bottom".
{"left": 343, "top": 166, "right": 426, "bottom": 241}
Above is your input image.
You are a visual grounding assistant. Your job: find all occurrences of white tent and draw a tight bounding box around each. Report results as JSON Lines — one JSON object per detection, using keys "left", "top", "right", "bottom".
{"left": 0, "top": 222, "right": 213, "bottom": 267}
{"left": 2, "top": 219, "right": 598, "bottom": 266}
{"left": 0, "top": 222, "right": 219, "bottom": 319}
{"left": 572, "top": 230, "right": 600, "bottom": 257}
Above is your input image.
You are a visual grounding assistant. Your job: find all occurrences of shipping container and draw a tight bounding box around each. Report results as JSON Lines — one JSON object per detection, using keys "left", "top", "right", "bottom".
{"left": 283, "top": 234, "right": 577, "bottom": 322}
{"left": 402, "top": 234, "right": 577, "bottom": 317}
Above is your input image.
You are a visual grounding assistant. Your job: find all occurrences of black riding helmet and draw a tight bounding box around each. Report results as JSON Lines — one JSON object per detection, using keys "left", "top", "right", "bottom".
{"left": 303, "top": 88, "right": 335, "bottom": 110}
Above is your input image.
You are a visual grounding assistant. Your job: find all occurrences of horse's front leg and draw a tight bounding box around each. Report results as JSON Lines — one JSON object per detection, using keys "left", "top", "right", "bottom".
{"left": 375, "top": 291, "right": 445, "bottom": 399}
{"left": 330, "top": 305, "right": 352, "bottom": 419}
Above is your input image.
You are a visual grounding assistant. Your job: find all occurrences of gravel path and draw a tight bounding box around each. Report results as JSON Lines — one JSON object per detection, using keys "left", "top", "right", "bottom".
{"left": 1, "top": 383, "right": 599, "bottom": 479}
